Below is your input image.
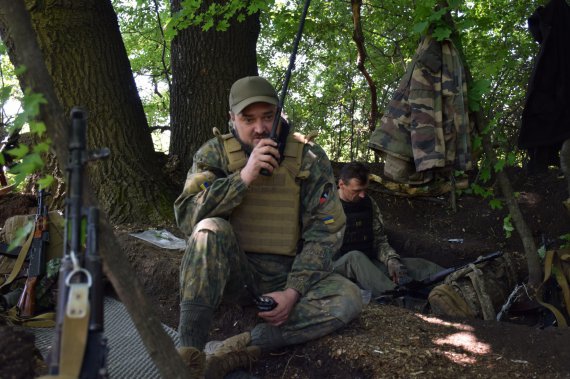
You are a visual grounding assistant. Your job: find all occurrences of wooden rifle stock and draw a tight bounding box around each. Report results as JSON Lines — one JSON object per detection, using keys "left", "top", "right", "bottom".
{"left": 16, "top": 276, "right": 38, "bottom": 318}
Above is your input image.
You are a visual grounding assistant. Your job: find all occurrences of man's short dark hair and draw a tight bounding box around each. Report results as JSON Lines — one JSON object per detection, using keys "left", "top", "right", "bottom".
{"left": 339, "top": 162, "right": 370, "bottom": 184}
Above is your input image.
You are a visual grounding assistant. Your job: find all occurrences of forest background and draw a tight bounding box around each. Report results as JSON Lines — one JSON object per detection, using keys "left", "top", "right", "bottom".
{"left": 0, "top": 0, "right": 545, "bottom": 225}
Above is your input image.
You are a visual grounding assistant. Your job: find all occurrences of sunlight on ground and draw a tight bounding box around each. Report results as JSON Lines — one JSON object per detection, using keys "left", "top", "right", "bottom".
{"left": 416, "top": 314, "right": 492, "bottom": 366}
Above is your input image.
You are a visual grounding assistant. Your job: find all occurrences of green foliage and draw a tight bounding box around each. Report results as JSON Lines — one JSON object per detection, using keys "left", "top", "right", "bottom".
{"left": 0, "top": 48, "right": 53, "bottom": 189}
{"left": 165, "top": 0, "right": 269, "bottom": 36}
{"left": 7, "top": 220, "right": 33, "bottom": 252}
{"left": 560, "top": 234, "right": 570, "bottom": 249}
{"left": 537, "top": 243, "right": 546, "bottom": 259}
{"left": 489, "top": 198, "right": 503, "bottom": 210}
{"left": 467, "top": 79, "right": 490, "bottom": 112}
{"left": 503, "top": 214, "right": 514, "bottom": 238}
{"left": 2, "top": 0, "right": 549, "bottom": 170}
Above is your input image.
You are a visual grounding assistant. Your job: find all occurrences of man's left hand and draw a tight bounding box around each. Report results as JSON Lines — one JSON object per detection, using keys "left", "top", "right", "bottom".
{"left": 258, "top": 288, "right": 300, "bottom": 326}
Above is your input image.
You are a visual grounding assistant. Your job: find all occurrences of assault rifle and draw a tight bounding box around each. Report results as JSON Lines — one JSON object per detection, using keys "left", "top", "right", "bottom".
{"left": 375, "top": 251, "right": 504, "bottom": 304}
{"left": 16, "top": 189, "right": 50, "bottom": 318}
{"left": 48, "top": 108, "right": 109, "bottom": 378}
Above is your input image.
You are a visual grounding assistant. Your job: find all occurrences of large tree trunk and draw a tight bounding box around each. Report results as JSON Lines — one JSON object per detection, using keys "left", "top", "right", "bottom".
{"left": 3, "top": 0, "right": 176, "bottom": 224}
{"left": 0, "top": 1, "right": 191, "bottom": 377}
{"left": 170, "top": 0, "right": 260, "bottom": 172}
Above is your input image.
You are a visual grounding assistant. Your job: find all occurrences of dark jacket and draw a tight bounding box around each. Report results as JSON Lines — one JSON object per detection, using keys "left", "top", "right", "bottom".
{"left": 519, "top": 0, "right": 570, "bottom": 161}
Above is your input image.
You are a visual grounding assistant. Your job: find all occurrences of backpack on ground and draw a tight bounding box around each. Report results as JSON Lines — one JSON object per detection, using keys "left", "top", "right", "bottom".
{"left": 429, "top": 252, "right": 519, "bottom": 320}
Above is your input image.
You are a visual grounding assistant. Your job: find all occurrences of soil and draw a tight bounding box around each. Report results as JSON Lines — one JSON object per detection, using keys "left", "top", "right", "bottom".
{"left": 2, "top": 164, "right": 570, "bottom": 378}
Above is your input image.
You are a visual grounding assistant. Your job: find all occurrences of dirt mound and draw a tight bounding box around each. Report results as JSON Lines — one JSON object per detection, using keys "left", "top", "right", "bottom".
{"left": 2, "top": 163, "right": 569, "bottom": 378}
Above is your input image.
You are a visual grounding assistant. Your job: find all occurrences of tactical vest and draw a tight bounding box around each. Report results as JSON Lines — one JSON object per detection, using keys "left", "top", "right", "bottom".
{"left": 339, "top": 195, "right": 374, "bottom": 257}
{"left": 222, "top": 132, "right": 308, "bottom": 256}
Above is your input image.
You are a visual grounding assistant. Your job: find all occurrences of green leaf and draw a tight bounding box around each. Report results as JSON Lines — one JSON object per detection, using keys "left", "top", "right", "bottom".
{"left": 202, "top": 18, "right": 214, "bottom": 31}
{"left": 506, "top": 152, "right": 516, "bottom": 166}
{"left": 0, "top": 85, "right": 12, "bottom": 102}
{"left": 537, "top": 245, "right": 546, "bottom": 259}
{"left": 412, "top": 21, "right": 429, "bottom": 34}
{"left": 480, "top": 166, "right": 491, "bottom": 182}
{"left": 38, "top": 175, "right": 54, "bottom": 190}
{"left": 6, "top": 144, "right": 29, "bottom": 159}
{"left": 29, "top": 121, "right": 47, "bottom": 136}
{"left": 489, "top": 198, "right": 503, "bottom": 210}
{"left": 472, "top": 135, "right": 482, "bottom": 151}
{"left": 432, "top": 26, "right": 452, "bottom": 41}
{"left": 8, "top": 221, "right": 34, "bottom": 251}
{"left": 8, "top": 152, "right": 44, "bottom": 175}
{"left": 503, "top": 215, "right": 514, "bottom": 238}
{"left": 494, "top": 159, "right": 505, "bottom": 172}
{"left": 560, "top": 233, "right": 570, "bottom": 249}
{"left": 216, "top": 19, "right": 230, "bottom": 31}
{"left": 14, "top": 65, "right": 27, "bottom": 76}
{"left": 448, "top": 0, "right": 461, "bottom": 8}
{"left": 428, "top": 8, "right": 447, "bottom": 22}
{"left": 33, "top": 141, "right": 51, "bottom": 154}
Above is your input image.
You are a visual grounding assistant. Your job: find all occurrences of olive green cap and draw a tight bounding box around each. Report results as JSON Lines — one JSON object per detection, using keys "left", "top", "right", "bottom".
{"left": 229, "top": 76, "right": 278, "bottom": 114}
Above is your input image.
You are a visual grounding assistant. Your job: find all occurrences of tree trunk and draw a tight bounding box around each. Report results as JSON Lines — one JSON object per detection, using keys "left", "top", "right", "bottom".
{"left": 170, "top": 0, "right": 260, "bottom": 172}
{"left": 0, "top": 2, "right": 191, "bottom": 376}
{"left": 4, "top": 0, "right": 176, "bottom": 224}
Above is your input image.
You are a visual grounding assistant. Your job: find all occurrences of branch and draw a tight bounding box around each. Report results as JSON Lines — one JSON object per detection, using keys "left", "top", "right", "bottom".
{"left": 350, "top": 0, "right": 379, "bottom": 132}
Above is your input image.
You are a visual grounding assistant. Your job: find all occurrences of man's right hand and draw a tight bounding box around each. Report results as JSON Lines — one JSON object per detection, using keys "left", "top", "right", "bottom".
{"left": 240, "top": 139, "right": 280, "bottom": 185}
{"left": 387, "top": 258, "right": 408, "bottom": 285}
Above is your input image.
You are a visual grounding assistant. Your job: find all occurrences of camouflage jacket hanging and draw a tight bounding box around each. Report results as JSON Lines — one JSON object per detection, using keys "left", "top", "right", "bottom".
{"left": 369, "top": 34, "right": 473, "bottom": 178}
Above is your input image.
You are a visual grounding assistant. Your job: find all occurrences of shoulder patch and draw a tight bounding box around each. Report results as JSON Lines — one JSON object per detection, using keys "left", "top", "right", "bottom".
{"left": 182, "top": 171, "right": 217, "bottom": 196}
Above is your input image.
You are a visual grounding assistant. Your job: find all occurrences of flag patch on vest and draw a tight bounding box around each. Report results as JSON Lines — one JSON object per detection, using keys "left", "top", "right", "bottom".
{"left": 323, "top": 215, "right": 335, "bottom": 224}
{"left": 200, "top": 182, "right": 210, "bottom": 191}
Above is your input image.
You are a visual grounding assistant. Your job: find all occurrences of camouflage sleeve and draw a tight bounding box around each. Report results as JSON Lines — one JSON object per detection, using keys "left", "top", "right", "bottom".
{"left": 174, "top": 138, "right": 248, "bottom": 235}
{"left": 371, "top": 198, "right": 400, "bottom": 264}
{"left": 286, "top": 143, "right": 346, "bottom": 296}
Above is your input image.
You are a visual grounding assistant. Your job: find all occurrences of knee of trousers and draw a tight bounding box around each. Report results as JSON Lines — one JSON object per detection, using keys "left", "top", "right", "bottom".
{"left": 325, "top": 274, "right": 363, "bottom": 324}
{"left": 334, "top": 250, "right": 370, "bottom": 268}
{"left": 189, "top": 217, "right": 237, "bottom": 246}
{"left": 344, "top": 250, "right": 371, "bottom": 264}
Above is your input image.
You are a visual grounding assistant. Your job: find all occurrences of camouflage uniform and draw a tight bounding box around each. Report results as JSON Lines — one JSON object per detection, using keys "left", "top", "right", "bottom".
{"left": 175, "top": 136, "right": 362, "bottom": 351}
{"left": 333, "top": 196, "right": 443, "bottom": 296}
{"left": 369, "top": 34, "right": 473, "bottom": 184}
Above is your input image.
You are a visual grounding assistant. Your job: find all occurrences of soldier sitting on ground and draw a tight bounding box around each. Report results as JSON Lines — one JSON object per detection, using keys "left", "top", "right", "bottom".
{"left": 333, "top": 162, "right": 443, "bottom": 298}
{"left": 174, "top": 76, "right": 362, "bottom": 378}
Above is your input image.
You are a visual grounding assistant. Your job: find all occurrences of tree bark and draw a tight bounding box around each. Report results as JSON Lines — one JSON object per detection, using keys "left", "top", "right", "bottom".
{"left": 0, "top": 1, "right": 191, "bottom": 377}
{"left": 3, "top": 0, "right": 176, "bottom": 224}
{"left": 170, "top": 0, "right": 260, "bottom": 172}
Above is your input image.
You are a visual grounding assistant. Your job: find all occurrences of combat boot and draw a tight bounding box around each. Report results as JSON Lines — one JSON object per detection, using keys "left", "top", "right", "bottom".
{"left": 204, "top": 332, "right": 261, "bottom": 379}
{"left": 178, "top": 346, "right": 206, "bottom": 378}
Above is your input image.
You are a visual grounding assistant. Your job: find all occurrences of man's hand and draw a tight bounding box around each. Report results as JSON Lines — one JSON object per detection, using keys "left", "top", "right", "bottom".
{"left": 257, "top": 288, "right": 299, "bottom": 326}
{"left": 240, "top": 139, "right": 280, "bottom": 185}
{"left": 387, "top": 258, "right": 408, "bottom": 284}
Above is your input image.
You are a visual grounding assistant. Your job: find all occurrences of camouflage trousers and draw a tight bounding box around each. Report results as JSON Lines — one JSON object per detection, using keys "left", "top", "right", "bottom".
{"left": 179, "top": 217, "right": 362, "bottom": 349}
{"left": 333, "top": 250, "right": 444, "bottom": 297}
